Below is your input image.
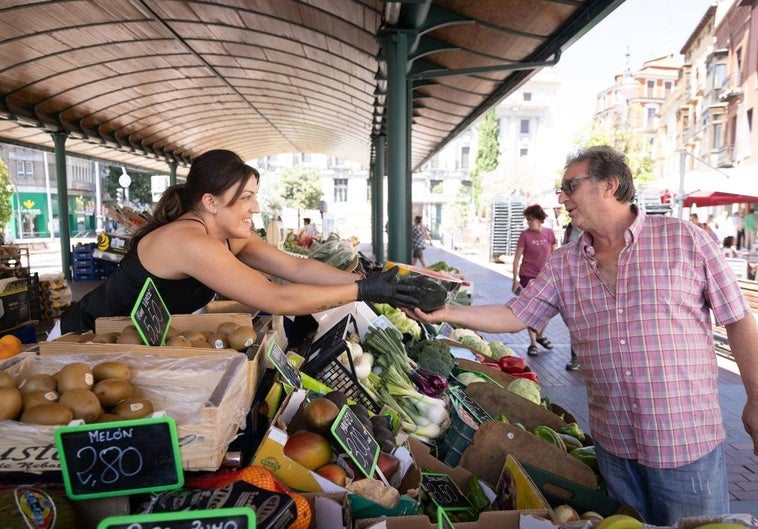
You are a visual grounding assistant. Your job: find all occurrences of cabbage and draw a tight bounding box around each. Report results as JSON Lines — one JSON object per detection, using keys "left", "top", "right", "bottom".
{"left": 507, "top": 378, "right": 541, "bottom": 405}
{"left": 488, "top": 341, "right": 516, "bottom": 360}
{"left": 373, "top": 303, "right": 421, "bottom": 340}
{"left": 456, "top": 371, "right": 489, "bottom": 387}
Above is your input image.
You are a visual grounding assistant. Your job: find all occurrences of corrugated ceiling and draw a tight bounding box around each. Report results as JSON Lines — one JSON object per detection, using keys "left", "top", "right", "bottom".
{"left": 0, "top": 0, "right": 623, "bottom": 176}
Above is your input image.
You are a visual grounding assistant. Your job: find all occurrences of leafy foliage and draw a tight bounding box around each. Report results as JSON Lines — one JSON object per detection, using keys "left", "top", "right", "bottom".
{"left": 269, "top": 166, "right": 323, "bottom": 211}
{"left": 0, "top": 158, "right": 13, "bottom": 236}
{"left": 471, "top": 111, "right": 500, "bottom": 213}
{"left": 104, "top": 165, "right": 153, "bottom": 206}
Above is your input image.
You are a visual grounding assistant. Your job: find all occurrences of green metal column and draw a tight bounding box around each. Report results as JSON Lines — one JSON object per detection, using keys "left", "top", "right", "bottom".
{"left": 51, "top": 132, "right": 71, "bottom": 280}
{"left": 372, "top": 134, "right": 386, "bottom": 262}
{"left": 379, "top": 30, "right": 412, "bottom": 264}
{"left": 169, "top": 160, "right": 177, "bottom": 186}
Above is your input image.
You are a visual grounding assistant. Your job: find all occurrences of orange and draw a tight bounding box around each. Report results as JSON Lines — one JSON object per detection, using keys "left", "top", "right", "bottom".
{"left": 0, "top": 335, "right": 23, "bottom": 359}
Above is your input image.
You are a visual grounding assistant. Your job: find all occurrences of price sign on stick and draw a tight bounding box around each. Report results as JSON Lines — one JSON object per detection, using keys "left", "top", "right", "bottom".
{"left": 422, "top": 471, "right": 472, "bottom": 511}
{"left": 130, "top": 277, "right": 171, "bottom": 346}
{"left": 55, "top": 417, "right": 183, "bottom": 500}
{"left": 449, "top": 384, "right": 492, "bottom": 423}
{"left": 266, "top": 341, "right": 301, "bottom": 389}
{"left": 331, "top": 405, "right": 380, "bottom": 478}
{"left": 437, "top": 507, "right": 456, "bottom": 529}
{"left": 97, "top": 507, "right": 255, "bottom": 529}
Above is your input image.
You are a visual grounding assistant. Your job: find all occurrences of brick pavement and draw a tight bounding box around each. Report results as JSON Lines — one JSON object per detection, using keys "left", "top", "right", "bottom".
{"left": 397, "top": 242, "right": 758, "bottom": 515}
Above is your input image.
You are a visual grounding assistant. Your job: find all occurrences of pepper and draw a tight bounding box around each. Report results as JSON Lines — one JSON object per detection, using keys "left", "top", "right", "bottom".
{"left": 558, "top": 422, "right": 586, "bottom": 443}
{"left": 569, "top": 446, "right": 599, "bottom": 473}
{"left": 498, "top": 355, "right": 527, "bottom": 373}
{"left": 511, "top": 371, "right": 539, "bottom": 384}
{"left": 481, "top": 362, "right": 501, "bottom": 371}
{"left": 533, "top": 425, "right": 567, "bottom": 451}
{"left": 467, "top": 474, "right": 491, "bottom": 512}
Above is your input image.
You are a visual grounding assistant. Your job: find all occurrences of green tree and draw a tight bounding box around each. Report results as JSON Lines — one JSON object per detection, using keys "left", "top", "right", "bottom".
{"left": 105, "top": 166, "right": 153, "bottom": 207}
{"left": 572, "top": 118, "right": 655, "bottom": 189}
{"left": 471, "top": 110, "right": 500, "bottom": 214}
{"left": 0, "top": 159, "right": 14, "bottom": 238}
{"left": 271, "top": 166, "right": 323, "bottom": 211}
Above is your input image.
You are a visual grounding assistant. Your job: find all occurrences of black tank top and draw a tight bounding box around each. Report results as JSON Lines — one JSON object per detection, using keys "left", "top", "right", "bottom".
{"left": 60, "top": 219, "right": 222, "bottom": 333}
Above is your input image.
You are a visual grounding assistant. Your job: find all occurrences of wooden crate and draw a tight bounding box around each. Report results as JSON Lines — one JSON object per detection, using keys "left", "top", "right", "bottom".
{"left": 0, "top": 348, "right": 257, "bottom": 473}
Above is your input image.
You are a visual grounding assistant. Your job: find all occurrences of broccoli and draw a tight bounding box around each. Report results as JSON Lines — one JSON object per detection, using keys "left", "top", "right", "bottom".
{"left": 411, "top": 339, "right": 455, "bottom": 377}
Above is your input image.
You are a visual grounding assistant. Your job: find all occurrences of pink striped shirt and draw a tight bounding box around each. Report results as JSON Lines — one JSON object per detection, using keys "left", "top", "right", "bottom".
{"left": 507, "top": 207, "right": 749, "bottom": 467}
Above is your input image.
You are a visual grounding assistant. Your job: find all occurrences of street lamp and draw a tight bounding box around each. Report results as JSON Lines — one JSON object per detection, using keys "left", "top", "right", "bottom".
{"left": 119, "top": 166, "right": 131, "bottom": 205}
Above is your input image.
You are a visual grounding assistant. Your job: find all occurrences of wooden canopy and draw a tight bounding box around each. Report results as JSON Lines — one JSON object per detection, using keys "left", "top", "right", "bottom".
{"left": 0, "top": 1, "right": 623, "bottom": 176}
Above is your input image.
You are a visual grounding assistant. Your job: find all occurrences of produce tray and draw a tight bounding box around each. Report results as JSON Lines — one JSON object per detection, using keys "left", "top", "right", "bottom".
{"left": 300, "top": 313, "right": 380, "bottom": 412}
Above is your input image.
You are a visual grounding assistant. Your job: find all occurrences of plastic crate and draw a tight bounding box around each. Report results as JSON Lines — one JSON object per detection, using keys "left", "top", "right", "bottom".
{"left": 300, "top": 313, "right": 380, "bottom": 413}
{"left": 435, "top": 397, "right": 478, "bottom": 467}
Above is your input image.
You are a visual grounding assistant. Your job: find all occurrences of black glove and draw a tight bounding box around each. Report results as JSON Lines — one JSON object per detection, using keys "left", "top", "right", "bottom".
{"left": 356, "top": 266, "right": 420, "bottom": 308}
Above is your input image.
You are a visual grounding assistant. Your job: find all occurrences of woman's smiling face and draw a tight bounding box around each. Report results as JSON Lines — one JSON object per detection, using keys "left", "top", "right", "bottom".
{"left": 218, "top": 175, "right": 260, "bottom": 237}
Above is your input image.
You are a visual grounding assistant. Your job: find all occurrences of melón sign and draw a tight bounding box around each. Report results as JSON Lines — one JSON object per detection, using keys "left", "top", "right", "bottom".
{"left": 55, "top": 416, "right": 183, "bottom": 500}
{"left": 98, "top": 507, "right": 255, "bottom": 529}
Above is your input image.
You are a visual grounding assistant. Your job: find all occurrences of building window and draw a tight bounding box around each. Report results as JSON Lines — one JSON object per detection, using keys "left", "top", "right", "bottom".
{"left": 646, "top": 107, "right": 656, "bottom": 128}
{"left": 523, "top": 92, "right": 532, "bottom": 101}
{"left": 430, "top": 179, "right": 443, "bottom": 194}
{"left": 714, "top": 63, "right": 726, "bottom": 89}
{"left": 712, "top": 123, "right": 723, "bottom": 150}
{"left": 664, "top": 81, "right": 672, "bottom": 96}
{"left": 333, "top": 178, "right": 347, "bottom": 202}
{"left": 520, "top": 119, "right": 530, "bottom": 134}
{"left": 646, "top": 80, "right": 654, "bottom": 98}
{"left": 460, "top": 146, "right": 469, "bottom": 169}
{"left": 16, "top": 161, "right": 33, "bottom": 179}
{"left": 520, "top": 147, "right": 528, "bottom": 157}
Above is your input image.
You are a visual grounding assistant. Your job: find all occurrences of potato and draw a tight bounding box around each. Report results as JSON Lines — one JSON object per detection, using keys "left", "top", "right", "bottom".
{"left": 93, "top": 378, "right": 133, "bottom": 407}
{"left": 92, "top": 361, "right": 132, "bottom": 382}
{"left": 20, "top": 402, "right": 74, "bottom": 425}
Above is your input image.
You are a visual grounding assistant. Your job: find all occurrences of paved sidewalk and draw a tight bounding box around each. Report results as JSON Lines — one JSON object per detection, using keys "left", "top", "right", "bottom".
{"left": 411, "top": 242, "right": 758, "bottom": 516}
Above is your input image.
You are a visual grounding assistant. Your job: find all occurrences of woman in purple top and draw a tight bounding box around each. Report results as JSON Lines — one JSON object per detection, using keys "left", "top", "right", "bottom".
{"left": 512, "top": 204, "right": 557, "bottom": 356}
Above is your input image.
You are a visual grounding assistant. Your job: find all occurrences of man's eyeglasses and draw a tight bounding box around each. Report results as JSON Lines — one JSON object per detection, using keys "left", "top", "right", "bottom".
{"left": 555, "top": 176, "right": 592, "bottom": 196}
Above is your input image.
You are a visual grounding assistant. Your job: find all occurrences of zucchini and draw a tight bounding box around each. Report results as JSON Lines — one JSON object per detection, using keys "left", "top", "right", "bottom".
{"left": 533, "top": 425, "right": 567, "bottom": 451}
{"left": 558, "top": 432, "right": 583, "bottom": 452}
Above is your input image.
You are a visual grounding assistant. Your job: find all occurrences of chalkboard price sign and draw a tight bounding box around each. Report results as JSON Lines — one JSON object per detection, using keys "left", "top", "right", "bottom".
{"left": 266, "top": 341, "right": 301, "bottom": 389}
{"left": 55, "top": 416, "right": 183, "bottom": 500}
{"left": 130, "top": 277, "right": 172, "bottom": 346}
{"left": 449, "top": 384, "right": 492, "bottom": 424}
{"left": 330, "top": 405, "right": 379, "bottom": 478}
{"left": 436, "top": 322, "right": 454, "bottom": 338}
{"left": 421, "top": 472, "right": 472, "bottom": 511}
{"left": 97, "top": 507, "right": 255, "bottom": 529}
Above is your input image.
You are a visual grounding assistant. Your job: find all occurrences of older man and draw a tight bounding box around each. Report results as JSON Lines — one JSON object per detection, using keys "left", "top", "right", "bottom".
{"left": 411, "top": 145, "right": 758, "bottom": 524}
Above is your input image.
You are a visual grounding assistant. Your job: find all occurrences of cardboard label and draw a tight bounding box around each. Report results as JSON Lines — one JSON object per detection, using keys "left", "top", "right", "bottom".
{"left": 421, "top": 471, "right": 471, "bottom": 511}
{"left": 55, "top": 417, "right": 183, "bottom": 500}
{"left": 267, "top": 341, "right": 301, "bottom": 388}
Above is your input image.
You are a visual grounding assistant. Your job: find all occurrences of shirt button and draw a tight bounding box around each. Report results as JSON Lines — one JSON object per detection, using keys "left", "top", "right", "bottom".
{"left": 620, "top": 340, "right": 626, "bottom": 345}
{"left": 625, "top": 370, "right": 631, "bottom": 376}
{"left": 618, "top": 309, "right": 624, "bottom": 314}
{"left": 632, "top": 403, "right": 638, "bottom": 409}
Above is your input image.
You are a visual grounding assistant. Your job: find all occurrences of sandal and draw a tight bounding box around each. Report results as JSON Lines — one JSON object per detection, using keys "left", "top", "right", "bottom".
{"left": 527, "top": 345, "right": 539, "bottom": 356}
{"left": 536, "top": 337, "right": 554, "bottom": 350}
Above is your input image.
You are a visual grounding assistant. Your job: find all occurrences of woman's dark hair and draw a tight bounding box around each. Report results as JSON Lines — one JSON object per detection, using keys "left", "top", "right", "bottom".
{"left": 523, "top": 204, "right": 547, "bottom": 222}
{"left": 724, "top": 235, "right": 735, "bottom": 248}
{"left": 565, "top": 145, "right": 635, "bottom": 203}
{"left": 133, "top": 149, "right": 260, "bottom": 243}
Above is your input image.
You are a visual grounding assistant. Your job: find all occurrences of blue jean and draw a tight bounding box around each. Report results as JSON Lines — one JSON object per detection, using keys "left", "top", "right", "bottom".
{"left": 595, "top": 442, "right": 729, "bottom": 525}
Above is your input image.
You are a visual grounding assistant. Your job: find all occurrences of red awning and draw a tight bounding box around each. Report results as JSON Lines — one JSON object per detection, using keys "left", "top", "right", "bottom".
{"left": 682, "top": 190, "right": 758, "bottom": 207}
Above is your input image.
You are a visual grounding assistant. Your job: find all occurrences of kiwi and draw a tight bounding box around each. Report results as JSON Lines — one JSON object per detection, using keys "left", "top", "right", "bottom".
{"left": 116, "top": 331, "right": 144, "bottom": 345}
{"left": 18, "top": 373, "right": 57, "bottom": 394}
{"left": 227, "top": 325, "right": 256, "bottom": 351}
{"left": 216, "top": 321, "right": 240, "bottom": 336}
{"left": 112, "top": 398, "right": 154, "bottom": 420}
{"left": 166, "top": 335, "right": 192, "bottom": 348}
{"left": 93, "top": 361, "right": 132, "bottom": 382}
{"left": 20, "top": 402, "right": 74, "bottom": 425}
{"left": 181, "top": 329, "right": 208, "bottom": 343}
{"left": 0, "top": 371, "right": 15, "bottom": 388}
{"left": 56, "top": 362, "right": 94, "bottom": 392}
{"left": 22, "top": 389, "right": 59, "bottom": 410}
{"left": 165, "top": 326, "right": 179, "bottom": 339}
{"left": 95, "top": 413, "right": 123, "bottom": 423}
{"left": 190, "top": 339, "right": 213, "bottom": 348}
{"left": 93, "top": 378, "right": 134, "bottom": 407}
{"left": 59, "top": 388, "right": 103, "bottom": 423}
{"left": 0, "top": 386, "right": 23, "bottom": 420}
{"left": 207, "top": 332, "right": 229, "bottom": 350}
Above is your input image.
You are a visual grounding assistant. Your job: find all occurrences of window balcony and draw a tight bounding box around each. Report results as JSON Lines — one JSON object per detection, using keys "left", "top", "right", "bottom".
{"left": 719, "top": 85, "right": 743, "bottom": 102}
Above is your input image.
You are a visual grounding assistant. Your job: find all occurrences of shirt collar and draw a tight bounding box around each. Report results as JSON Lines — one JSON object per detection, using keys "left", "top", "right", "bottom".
{"left": 579, "top": 204, "right": 642, "bottom": 258}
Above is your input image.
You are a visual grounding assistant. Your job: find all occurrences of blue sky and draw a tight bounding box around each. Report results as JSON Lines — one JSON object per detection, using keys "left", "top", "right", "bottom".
{"left": 552, "top": 0, "right": 716, "bottom": 139}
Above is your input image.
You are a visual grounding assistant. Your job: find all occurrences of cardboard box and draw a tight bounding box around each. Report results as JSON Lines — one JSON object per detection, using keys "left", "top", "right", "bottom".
{"left": 0, "top": 288, "right": 31, "bottom": 331}
{"left": 302, "top": 492, "right": 351, "bottom": 529}
{"left": 354, "top": 510, "right": 557, "bottom": 529}
{"left": 463, "top": 382, "right": 567, "bottom": 432}
{"left": 251, "top": 389, "right": 421, "bottom": 518}
{"left": 0, "top": 349, "right": 255, "bottom": 473}
{"left": 311, "top": 302, "right": 378, "bottom": 341}
{"left": 458, "top": 422, "right": 597, "bottom": 492}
